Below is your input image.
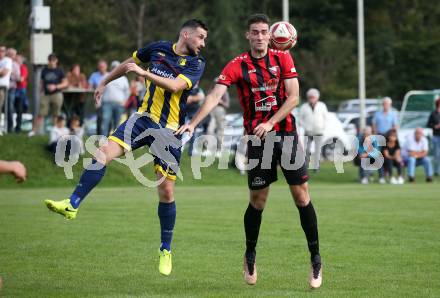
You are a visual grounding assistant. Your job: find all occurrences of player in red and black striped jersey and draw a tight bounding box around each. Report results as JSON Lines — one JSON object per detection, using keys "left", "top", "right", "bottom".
{"left": 177, "top": 14, "right": 322, "bottom": 288}
{"left": 216, "top": 41, "right": 298, "bottom": 134}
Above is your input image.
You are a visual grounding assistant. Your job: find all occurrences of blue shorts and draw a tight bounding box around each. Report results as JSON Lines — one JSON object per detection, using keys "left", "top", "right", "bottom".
{"left": 109, "top": 113, "right": 182, "bottom": 180}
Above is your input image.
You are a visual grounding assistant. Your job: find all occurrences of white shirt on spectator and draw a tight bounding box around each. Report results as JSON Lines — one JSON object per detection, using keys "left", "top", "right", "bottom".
{"left": 102, "top": 76, "right": 130, "bottom": 105}
{"left": 299, "top": 101, "right": 328, "bottom": 135}
{"left": 402, "top": 133, "right": 429, "bottom": 158}
{"left": 0, "top": 56, "right": 13, "bottom": 88}
{"left": 49, "top": 126, "right": 70, "bottom": 144}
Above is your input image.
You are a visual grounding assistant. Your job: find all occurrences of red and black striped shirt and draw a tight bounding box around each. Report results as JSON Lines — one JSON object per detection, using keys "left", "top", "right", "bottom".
{"left": 217, "top": 48, "right": 298, "bottom": 134}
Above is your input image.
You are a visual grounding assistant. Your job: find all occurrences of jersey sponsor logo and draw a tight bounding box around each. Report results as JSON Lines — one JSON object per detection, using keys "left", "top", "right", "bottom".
{"left": 248, "top": 69, "right": 256, "bottom": 74}
{"left": 178, "top": 57, "right": 186, "bottom": 66}
{"left": 255, "top": 95, "right": 277, "bottom": 111}
{"left": 252, "top": 176, "right": 266, "bottom": 186}
{"left": 158, "top": 52, "right": 166, "bottom": 57}
{"left": 251, "top": 78, "right": 279, "bottom": 93}
{"left": 269, "top": 66, "right": 279, "bottom": 75}
{"left": 150, "top": 66, "right": 176, "bottom": 79}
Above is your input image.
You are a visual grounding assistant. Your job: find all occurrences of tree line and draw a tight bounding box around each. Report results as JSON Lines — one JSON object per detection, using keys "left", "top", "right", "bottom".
{"left": 1, "top": 0, "right": 439, "bottom": 109}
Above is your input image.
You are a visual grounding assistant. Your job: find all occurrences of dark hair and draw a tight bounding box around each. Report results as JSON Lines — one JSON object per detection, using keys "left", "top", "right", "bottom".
{"left": 56, "top": 115, "right": 65, "bottom": 123}
{"left": 70, "top": 115, "right": 80, "bottom": 122}
{"left": 247, "top": 13, "right": 270, "bottom": 29}
{"left": 48, "top": 53, "right": 57, "bottom": 61}
{"left": 180, "top": 19, "right": 208, "bottom": 32}
{"left": 70, "top": 63, "right": 80, "bottom": 71}
{"left": 436, "top": 96, "right": 440, "bottom": 109}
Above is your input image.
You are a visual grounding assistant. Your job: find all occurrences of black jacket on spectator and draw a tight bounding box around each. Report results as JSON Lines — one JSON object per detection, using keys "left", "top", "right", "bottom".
{"left": 427, "top": 110, "right": 440, "bottom": 136}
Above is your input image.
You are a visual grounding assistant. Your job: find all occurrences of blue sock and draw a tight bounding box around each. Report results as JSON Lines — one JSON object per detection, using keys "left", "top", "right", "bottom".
{"left": 69, "top": 160, "right": 106, "bottom": 209}
{"left": 158, "top": 201, "right": 176, "bottom": 251}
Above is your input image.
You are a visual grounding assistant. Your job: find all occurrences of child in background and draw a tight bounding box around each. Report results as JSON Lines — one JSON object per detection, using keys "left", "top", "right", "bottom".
{"left": 47, "top": 116, "right": 69, "bottom": 160}
{"left": 69, "top": 115, "right": 84, "bottom": 154}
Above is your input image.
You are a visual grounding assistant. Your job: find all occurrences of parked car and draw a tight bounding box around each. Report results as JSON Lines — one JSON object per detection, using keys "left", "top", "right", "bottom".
{"left": 222, "top": 111, "right": 354, "bottom": 161}
{"left": 337, "top": 98, "right": 381, "bottom": 114}
{"left": 337, "top": 113, "right": 374, "bottom": 135}
{"left": 299, "top": 111, "right": 354, "bottom": 160}
{"left": 398, "top": 90, "right": 439, "bottom": 154}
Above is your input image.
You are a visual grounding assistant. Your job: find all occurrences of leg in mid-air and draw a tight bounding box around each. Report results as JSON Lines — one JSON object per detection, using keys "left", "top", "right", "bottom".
{"left": 243, "top": 187, "right": 269, "bottom": 285}
{"left": 44, "top": 140, "right": 124, "bottom": 219}
{"left": 289, "top": 182, "right": 322, "bottom": 289}
{"left": 156, "top": 171, "right": 177, "bottom": 276}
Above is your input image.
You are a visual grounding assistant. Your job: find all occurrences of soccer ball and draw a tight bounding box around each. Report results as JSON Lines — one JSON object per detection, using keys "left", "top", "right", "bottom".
{"left": 269, "top": 21, "right": 297, "bottom": 51}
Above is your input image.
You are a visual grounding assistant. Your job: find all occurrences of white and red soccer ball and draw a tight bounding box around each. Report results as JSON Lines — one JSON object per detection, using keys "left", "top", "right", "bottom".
{"left": 269, "top": 21, "right": 297, "bottom": 51}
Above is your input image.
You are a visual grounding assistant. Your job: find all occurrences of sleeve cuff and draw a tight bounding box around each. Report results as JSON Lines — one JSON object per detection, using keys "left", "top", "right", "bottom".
{"left": 281, "top": 74, "right": 298, "bottom": 80}
{"left": 178, "top": 74, "right": 192, "bottom": 90}
{"left": 216, "top": 81, "right": 231, "bottom": 87}
{"left": 132, "top": 51, "right": 142, "bottom": 65}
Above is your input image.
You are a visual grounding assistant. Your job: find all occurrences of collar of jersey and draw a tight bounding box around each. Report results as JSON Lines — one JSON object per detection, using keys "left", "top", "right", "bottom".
{"left": 173, "top": 43, "right": 188, "bottom": 57}
{"left": 248, "top": 50, "right": 269, "bottom": 60}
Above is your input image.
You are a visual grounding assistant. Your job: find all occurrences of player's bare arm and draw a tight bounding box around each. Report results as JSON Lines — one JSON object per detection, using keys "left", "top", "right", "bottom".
{"left": 94, "top": 57, "right": 135, "bottom": 105}
{"left": 175, "top": 83, "right": 227, "bottom": 136}
{"left": 253, "top": 77, "right": 299, "bottom": 139}
{"left": 124, "top": 63, "right": 188, "bottom": 93}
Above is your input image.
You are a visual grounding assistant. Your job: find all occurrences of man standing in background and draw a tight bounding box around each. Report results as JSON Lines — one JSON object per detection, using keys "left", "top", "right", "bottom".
{"left": 0, "top": 46, "right": 12, "bottom": 134}
{"left": 299, "top": 88, "right": 328, "bottom": 171}
{"left": 427, "top": 97, "right": 440, "bottom": 177}
{"left": 6, "top": 48, "right": 20, "bottom": 133}
{"left": 88, "top": 59, "right": 109, "bottom": 135}
{"left": 207, "top": 78, "right": 230, "bottom": 156}
{"left": 29, "top": 53, "right": 68, "bottom": 137}
{"left": 101, "top": 60, "right": 130, "bottom": 136}
{"left": 14, "top": 54, "right": 29, "bottom": 133}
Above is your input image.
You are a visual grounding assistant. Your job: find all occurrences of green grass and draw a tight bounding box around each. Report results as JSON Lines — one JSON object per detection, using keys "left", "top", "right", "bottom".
{"left": 0, "top": 134, "right": 361, "bottom": 188}
{"left": 1, "top": 184, "right": 440, "bottom": 297}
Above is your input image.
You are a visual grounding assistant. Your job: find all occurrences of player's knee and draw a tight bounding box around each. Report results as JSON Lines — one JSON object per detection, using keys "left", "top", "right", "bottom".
{"left": 291, "top": 183, "right": 310, "bottom": 207}
{"left": 96, "top": 146, "right": 113, "bottom": 165}
{"left": 250, "top": 191, "right": 268, "bottom": 209}
{"left": 158, "top": 183, "right": 174, "bottom": 202}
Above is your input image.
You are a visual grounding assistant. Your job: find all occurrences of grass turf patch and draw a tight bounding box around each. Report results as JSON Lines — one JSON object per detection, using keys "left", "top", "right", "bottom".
{"left": 1, "top": 184, "right": 439, "bottom": 297}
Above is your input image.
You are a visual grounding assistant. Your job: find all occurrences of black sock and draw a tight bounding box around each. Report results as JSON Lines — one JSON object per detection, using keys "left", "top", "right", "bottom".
{"left": 244, "top": 203, "right": 263, "bottom": 253}
{"left": 297, "top": 201, "right": 320, "bottom": 261}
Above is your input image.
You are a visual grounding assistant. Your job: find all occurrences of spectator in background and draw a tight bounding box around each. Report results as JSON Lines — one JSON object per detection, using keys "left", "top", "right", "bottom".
{"left": 427, "top": 97, "right": 440, "bottom": 177}
{"left": 355, "top": 126, "right": 381, "bottom": 184}
{"left": 101, "top": 61, "right": 129, "bottom": 136}
{"left": 0, "top": 45, "right": 12, "bottom": 134}
{"left": 125, "top": 76, "right": 144, "bottom": 117}
{"left": 66, "top": 63, "right": 88, "bottom": 125}
{"left": 69, "top": 115, "right": 85, "bottom": 155}
{"left": 372, "top": 96, "right": 397, "bottom": 183}
{"left": 0, "top": 160, "right": 27, "bottom": 183}
{"left": 207, "top": 77, "right": 230, "bottom": 155}
{"left": 185, "top": 81, "right": 205, "bottom": 156}
{"left": 372, "top": 97, "right": 398, "bottom": 135}
{"left": 403, "top": 127, "right": 433, "bottom": 183}
{"left": 88, "top": 59, "right": 108, "bottom": 135}
{"left": 29, "top": 53, "right": 68, "bottom": 137}
{"left": 299, "top": 88, "right": 328, "bottom": 171}
{"left": 6, "top": 48, "right": 20, "bottom": 133}
{"left": 383, "top": 128, "right": 404, "bottom": 184}
{"left": 47, "top": 115, "right": 70, "bottom": 161}
{"left": 14, "top": 54, "right": 29, "bottom": 133}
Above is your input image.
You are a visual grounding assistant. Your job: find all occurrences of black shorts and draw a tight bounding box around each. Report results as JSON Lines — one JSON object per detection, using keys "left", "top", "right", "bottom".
{"left": 247, "top": 131, "right": 309, "bottom": 190}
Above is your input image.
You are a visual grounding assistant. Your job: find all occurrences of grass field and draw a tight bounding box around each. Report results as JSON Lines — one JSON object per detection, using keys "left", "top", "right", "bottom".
{"left": 1, "top": 183, "right": 440, "bottom": 297}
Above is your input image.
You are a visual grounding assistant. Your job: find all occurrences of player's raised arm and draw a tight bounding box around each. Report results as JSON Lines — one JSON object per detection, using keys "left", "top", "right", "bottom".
{"left": 253, "top": 78, "right": 299, "bottom": 138}
{"left": 175, "top": 83, "right": 227, "bottom": 136}
{"left": 94, "top": 57, "right": 136, "bottom": 106}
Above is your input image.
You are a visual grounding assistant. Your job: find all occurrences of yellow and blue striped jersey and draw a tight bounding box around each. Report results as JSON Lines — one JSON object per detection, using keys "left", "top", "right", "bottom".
{"left": 132, "top": 41, "right": 206, "bottom": 130}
